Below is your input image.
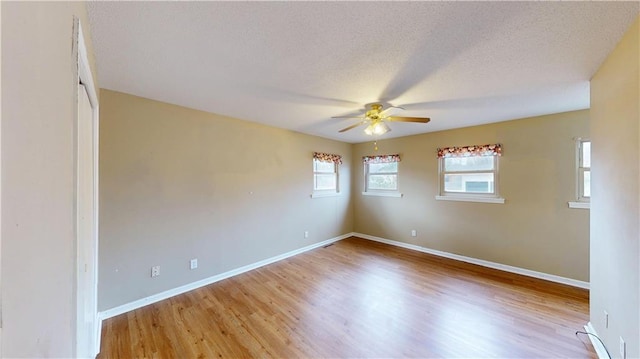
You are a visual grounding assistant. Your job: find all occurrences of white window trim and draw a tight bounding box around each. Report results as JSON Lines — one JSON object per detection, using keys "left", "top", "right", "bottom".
{"left": 436, "top": 155, "right": 504, "bottom": 204}
{"left": 362, "top": 191, "right": 403, "bottom": 198}
{"left": 569, "top": 138, "right": 590, "bottom": 209}
{"left": 436, "top": 195, "right": 505, "bottom": 204}
{"left": 312, "top": 159, "right": 339, "bottom": 198}
{"left": 363, "top": 161, "right": 402, "bottom": 197}
{"left": 311, "top": 192, "right": 341, "bottom": 198}
{"left": 568, "top": 201, "right": 590, "bottom": 209}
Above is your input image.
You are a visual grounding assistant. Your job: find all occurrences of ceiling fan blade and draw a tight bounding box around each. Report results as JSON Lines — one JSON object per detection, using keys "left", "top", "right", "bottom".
{"left": 332, "top": 115, "right": 366, "bottom": 119}
{"left": 339, "top": 122, "right": 365, "bottom": 132}
{"left": 388, "top": 116, "right": 431, "bottom": 123}
{"left": 380, "top": 106, "right": 405, "bottom": 117}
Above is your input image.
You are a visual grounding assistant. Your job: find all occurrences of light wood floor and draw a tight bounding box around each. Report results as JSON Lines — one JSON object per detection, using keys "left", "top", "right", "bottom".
{"left": 98, "top": 237, "right": 595, "bottom": 358}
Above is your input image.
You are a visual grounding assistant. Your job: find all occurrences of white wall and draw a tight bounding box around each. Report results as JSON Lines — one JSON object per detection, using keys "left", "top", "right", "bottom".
{"left": 590, "top": 15, "right": 639, "bottom": 359}
{"left": 1, "top": 2, "right": 98, "bottom": 357}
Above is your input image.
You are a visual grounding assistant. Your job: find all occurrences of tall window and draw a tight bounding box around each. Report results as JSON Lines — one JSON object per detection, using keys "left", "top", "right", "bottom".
{"left": 436, "top": 144, "right": 504, "bottom": 203}
{"left": 577, "top": 139, "right": 591, "bottom": 201}
{"left": 312, "top": 152, "right": 341, "bottom": 197}
{"left": 363, "top": 154, "right": 401, "bottom": 197}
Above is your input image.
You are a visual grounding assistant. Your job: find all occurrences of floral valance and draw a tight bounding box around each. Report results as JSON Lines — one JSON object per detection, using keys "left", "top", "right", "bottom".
{"left": 313, "top": 152, "right": 343, "bottom": 165}
{"left": 437, "top": 144, "right": 502, "bottom": 158}
{"left": 363, "top": 154, "right": 401, "bottom": 164}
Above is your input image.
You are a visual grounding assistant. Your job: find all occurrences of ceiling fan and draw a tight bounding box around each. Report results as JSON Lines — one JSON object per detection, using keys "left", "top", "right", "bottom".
{"left": 333, "top": 103, "right": 430, "bottom": 135}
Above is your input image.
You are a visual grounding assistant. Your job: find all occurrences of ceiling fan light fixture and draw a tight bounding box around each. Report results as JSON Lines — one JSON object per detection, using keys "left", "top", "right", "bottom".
{"left": 364, "top": 124, "right": 375, "bottom": 135}
{"left": 374, "top": 122, "right": 391, "bottom": 135}
{"left": 336, "top": 103, "right": 427, "bottom": 135}
{"left": 365, "top": 121, "right": 391, "bottom": 136}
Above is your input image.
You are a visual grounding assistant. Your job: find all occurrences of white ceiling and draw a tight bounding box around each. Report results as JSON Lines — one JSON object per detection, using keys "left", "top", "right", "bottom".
{"left": 87, "top": 1, "right": 639, "bottom": 143}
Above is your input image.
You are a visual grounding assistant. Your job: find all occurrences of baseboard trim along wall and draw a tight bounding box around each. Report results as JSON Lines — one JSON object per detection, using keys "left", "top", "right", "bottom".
{"left": 98, "top": 233, "right": 353, "bottom": 321}
{"left": 584, "top": 322, "right": 609, "bottom": 359}
{"left": 100, "top": 231, "right": 589, "bottom": 322}
{"left": 353, "top": 232, "right": 590, "bottom": 290}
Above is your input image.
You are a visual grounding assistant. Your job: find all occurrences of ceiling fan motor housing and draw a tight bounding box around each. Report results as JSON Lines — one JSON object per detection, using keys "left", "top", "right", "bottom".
{"left": 366, "top": 104, "right": 384, "bottom": 121}
{"left": 335, "top": 103, "right": 430, "bottom": 134}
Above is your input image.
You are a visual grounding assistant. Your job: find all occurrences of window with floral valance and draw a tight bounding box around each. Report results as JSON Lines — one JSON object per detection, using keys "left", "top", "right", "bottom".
{"left": 437, "top": 144, "right": 502, "bottom": 158}
{"left": 313, "top": 152, "right": 343, "bottom": 165}
{"left": 436, "top": 144, "right": 504, "bottom": 204}
{"left": 362, "top": 154, "right": 401, "bottom": 164}
{"left": 362, "top": 154, "right": 401, "bottom": 197}
{"left": 312, "top": 152, "right": 341, "bottom": 197}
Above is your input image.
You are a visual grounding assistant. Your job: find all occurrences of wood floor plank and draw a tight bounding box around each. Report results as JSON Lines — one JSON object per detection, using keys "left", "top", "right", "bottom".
{"left": 98, "top": 237, "right": 596, "bottom": 358}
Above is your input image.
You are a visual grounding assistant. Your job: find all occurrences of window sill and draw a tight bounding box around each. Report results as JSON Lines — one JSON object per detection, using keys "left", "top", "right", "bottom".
{"left": 435, "top": 195, "right": 505, "bottom": 204}
{"left": 568, "top": 201, "right": 590, "bottom": 209}
{"left": 362, "top": 191, "right": 403, "bottom": 198}
{"left": 311, "top": 192, "right": 340, "bottom": 199}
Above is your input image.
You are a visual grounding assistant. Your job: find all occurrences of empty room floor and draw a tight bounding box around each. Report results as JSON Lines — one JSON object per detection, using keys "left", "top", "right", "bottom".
{"left": 98, "top": 237, "right": 595, "bottom": 358}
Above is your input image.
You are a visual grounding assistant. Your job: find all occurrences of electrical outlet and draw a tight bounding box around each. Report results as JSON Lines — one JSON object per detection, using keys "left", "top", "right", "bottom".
{"left": 604, "top": 310, "right": 609, "bottom": 328}
{"left": 619, "top": 337, "right": 625, "bottom": 359}
{"left": 151, "top": 265, "right": 160, "bottom": 277}
{"left": 411, "top": 229, "right": 417, "bottom": 237}
{"left": 190, "top": 258, "right": 198, "bottom": 270}
{"left": 304, "top": 231, "right": 309, "bottom": 238}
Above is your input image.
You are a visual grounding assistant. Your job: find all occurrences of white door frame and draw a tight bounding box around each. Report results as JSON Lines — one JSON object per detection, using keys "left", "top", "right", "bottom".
{"left": 73, "top": 19, "right": 100, "bottom": 358}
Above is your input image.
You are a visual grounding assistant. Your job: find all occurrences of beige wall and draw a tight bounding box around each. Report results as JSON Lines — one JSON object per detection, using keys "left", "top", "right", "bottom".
{"left": 98, "top": 90, "right": 353, "bottom": 311}
{"left": 590, "top": 16, "right": 639, "bottom": 358}
{"left": 353, "top": 110, "right": 590, "bottom": 281}
{"left": 1, "top": 1, "right": 98, "bottom": 357}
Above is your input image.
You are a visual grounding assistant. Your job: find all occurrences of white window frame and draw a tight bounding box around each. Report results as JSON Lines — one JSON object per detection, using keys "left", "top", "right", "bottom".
{"left": 363, "top": 161, "right": 402, "bottom": 198}
{"left": 311, "top": 158, "right": 339, "bottom": 198}
{"left": 436, "top": 156, "right": 505, "bottom": 204}
{"left": 569, "top": 138, "right": 590, "bottom": 209}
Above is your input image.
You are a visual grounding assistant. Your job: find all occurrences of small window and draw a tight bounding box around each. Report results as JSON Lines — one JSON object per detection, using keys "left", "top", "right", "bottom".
{"left": 363, "top": 154, "right": 402, "bottom": 197}
{"left": 436, "top": 144, "right": 504, "bottom": 203}
{"left": 313, "top": 159, "right": 337, "bottom": 192}
{"left": 578, "top": 139, "right": 591, "bottom": 201}
{"left": 366, "top": 162, "right": 398, "bottom": 191}
{"left": 312, "top": 152, "right": 341, "bottom": 198}
{"left": 569, "top": 139, "right": 590, "bottom": 209}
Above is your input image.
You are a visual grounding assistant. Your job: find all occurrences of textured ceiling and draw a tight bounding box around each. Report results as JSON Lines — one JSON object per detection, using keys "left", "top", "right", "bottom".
{"left": 87, "top": 2, "right": 639, "bottom": 143}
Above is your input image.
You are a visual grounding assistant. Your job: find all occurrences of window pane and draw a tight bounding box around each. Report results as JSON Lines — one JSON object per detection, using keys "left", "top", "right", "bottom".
{"left": 368, "top": 174, "right": 398, "bottom": 190}
{"left": 583, "top": 170, "right": 590, "bottom": 197}
{"left": 444, "top": 174, "right": 463, "bottom": 192}
{"left": 582, "top": 141, "right": 591, "bottom": 168}
{"left": 368, "top": 162, "right": 398, "bottom": 173}
{"left": 444, "top": 173, "right": 494, "bottom": 193}
{"left": 314, "top": 159, "right": 335, "bottom": 172}
{"left": 444, "top": 156, "right": 494, "bottom": 171}
{"left": 314, "top": 174, "right": 336, "bottom": 190}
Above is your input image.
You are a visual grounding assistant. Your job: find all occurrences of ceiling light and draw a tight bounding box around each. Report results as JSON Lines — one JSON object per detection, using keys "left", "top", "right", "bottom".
{"left": 364, "top": 121, "right": 391, "bottom": 136}
{"left": 364, "top": 124, "right": 375, "bottom": 135}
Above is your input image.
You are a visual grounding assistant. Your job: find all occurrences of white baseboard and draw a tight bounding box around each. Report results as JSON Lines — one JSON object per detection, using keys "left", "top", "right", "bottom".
{"left": 353, "top": 232, "right": 589, "bottom": 289}
{"left": 99, "top": 231, "right": 589, "bottom": 322}
{"left": 584, "top": 322, "right": 609, "bottom": 359}
{"left": 98, "top": 233, "right": 353, "bottom": 321}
